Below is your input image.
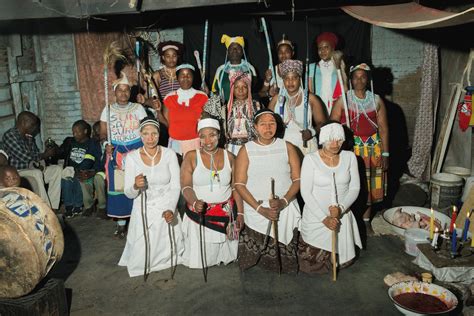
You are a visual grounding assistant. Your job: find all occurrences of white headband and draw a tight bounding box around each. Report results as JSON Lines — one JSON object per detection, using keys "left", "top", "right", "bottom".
{"left": 161, "top": 45, "right": 179, "bottom": 52}
{"left": 319, "top": 123, "right": 345, "bottom": 145}
{"left": 140, "top": 119, "right": 160, "bottom": 131}
{"left": 197, "top": 118, "right": 220, "bottom": 132}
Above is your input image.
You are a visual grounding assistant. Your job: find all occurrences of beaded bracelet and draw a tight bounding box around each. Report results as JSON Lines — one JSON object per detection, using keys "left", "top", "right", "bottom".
{"left": 181, "top": 186, "right": 193, "bottom": 194}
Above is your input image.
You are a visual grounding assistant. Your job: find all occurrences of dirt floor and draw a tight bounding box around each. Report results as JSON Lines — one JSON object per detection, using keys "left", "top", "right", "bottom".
{"left": 47, "top": 215, "right": 426, "bottom": 316}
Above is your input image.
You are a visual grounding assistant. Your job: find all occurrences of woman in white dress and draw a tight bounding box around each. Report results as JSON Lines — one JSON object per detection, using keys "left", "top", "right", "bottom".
{"left": 119, "top": 117, "right": 184, "bottom": 277}
{"left": 299, "top": 121, "right": 362, "bottom": 274}
{"left": 268, "top": 59, "right": 327, "bottom": 155}
{"left": 235, "top": 109, "right": 301, "bottom": 274}
{"left": 180, "top": 118, "right": 244, "bottom": 271}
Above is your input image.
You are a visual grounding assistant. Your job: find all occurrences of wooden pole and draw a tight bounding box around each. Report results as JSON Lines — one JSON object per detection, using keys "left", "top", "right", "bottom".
{"left": 332, "top": 172, "right": 338, "bottom": 282}
{"left": 337, "top": 69, "right": 350, "bottom": 128}
{"left": 332, "top": 230, "right": 337, "bottom": 281}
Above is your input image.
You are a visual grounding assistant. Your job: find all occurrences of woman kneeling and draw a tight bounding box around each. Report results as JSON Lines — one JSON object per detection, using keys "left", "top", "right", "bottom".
{"left": 118, "top": 118, "right": 184, "bottom": 277}
{"left": 181, "top": 118, "right": 244, "bottom": 269}
{"left": 299, "top": 121, "right": 362, "bottom": 274}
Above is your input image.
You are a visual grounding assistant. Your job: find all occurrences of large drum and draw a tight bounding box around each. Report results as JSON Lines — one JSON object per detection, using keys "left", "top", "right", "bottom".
{"left": 0, "top": 187, "right": 64, "bottom": 298}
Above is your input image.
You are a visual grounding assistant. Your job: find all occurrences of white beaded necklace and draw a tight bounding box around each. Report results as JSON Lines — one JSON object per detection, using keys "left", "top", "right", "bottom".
{"left": 142, "top": 146, "right": 160, "bottom": 166}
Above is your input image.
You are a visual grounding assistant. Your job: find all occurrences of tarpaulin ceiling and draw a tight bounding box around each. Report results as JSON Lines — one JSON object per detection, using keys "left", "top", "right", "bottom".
{"left": 342, "top": 3, "right": 474, "bottom": 29}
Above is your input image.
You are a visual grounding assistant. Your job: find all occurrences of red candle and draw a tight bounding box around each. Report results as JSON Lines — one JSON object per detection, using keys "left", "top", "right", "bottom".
{"left": 450, "top": 206, "right": 457, "bottom": 233}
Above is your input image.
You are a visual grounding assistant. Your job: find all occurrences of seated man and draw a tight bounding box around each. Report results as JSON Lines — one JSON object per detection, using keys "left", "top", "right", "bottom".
{"left": 2, "top": 111, "right": 61, "bottom": 210}
{"left": 91, "top": 121, "right": 107, "bottom": 218}
{"left": 0, "top": 165, "right": 21, "bottom": 188}
{"left": 61, "top": 120, "right": 102, "bottom": 217}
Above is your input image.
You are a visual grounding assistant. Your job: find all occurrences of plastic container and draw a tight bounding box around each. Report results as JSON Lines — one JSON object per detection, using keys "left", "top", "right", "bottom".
{"left": 404, "top": 228, "right": 430, "bottom": 256}
{"left": 430, "top": 173, "right": 464, "bottom": 209}
{"left": 462, "top": 176, "right": 474, "bottom": 202}
{"left": 444, "top": 166, "right": 472, "bottom": 181}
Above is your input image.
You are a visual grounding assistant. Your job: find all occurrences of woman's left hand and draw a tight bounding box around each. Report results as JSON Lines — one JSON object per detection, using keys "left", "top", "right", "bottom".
{"left": 329, "top": 205, "right": 342, "bottom": 219}
{"left": 162, "top": 210, "right": 174, "bottom": 223}
{"left": 301, "top": 129, "right": 313, "bottom": 142}
{"left": 382, "top": 156, "right": 389, "bottom": 171}
{"left": 269, "top": 198, "right": 286, "bottom": 211}
{"left": 236, "top": 214, "right": 245, "bottom": 232}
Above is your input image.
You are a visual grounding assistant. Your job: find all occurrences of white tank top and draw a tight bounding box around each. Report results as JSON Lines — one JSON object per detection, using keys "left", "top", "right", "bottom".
{"left": 243, "top": 138, "right": 301, "bottom": 245}
{"left": 245, "top": 138, "right": 292, "bottom": 202}
{"left": 275, "top": 91, "right": 316, "bottom": 149}
{"left": 193, "top": 149, "right": 232, "bottom": 203}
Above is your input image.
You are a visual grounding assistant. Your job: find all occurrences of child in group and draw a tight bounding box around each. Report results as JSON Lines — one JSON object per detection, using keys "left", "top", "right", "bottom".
{"left": 0, "top": 165, "right": 21, "bottom": 188}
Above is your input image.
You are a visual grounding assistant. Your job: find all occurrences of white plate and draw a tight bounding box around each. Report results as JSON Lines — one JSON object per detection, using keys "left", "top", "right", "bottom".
{"left": 383, "top": 206, "right": 451, "bottom": 236}
{"left": 388, "top": 281, "right": 458, "bottom": 315}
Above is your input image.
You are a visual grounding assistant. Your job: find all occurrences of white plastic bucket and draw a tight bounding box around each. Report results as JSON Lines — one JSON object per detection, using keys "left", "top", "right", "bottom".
{"left": 404, "top": 228, "right": 430, "bottom": 256}
{"left": 430, "top": 173, "right": 464, "bottom": 209}
{"left": 462, "top": 176, "right": 474, "bottom": 202}
{"left": 444, "top": 166, "right": 472, "bottom": 181}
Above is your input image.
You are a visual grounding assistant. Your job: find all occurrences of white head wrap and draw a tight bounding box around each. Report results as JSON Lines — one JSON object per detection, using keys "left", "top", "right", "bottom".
{"left": 0, "top": 149, "right": 8, "bottom": 160}
{"left": 318, "top": 123, "right": 345, "bottom": 145}
{"left": 112, "top": 71, "right": 131, "bottom": 91}
{"left": 176, "top": 63, "right": 195, "bottom": 73}
{"left": 197, "top": 118, "right": 220, "bottom": 132}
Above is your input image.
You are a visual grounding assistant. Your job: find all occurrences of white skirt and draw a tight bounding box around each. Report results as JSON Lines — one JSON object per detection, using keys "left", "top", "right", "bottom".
{"left": 118, "top": 209, "right": 184, "bottom": 277}
{"left": 181, "top": 214, "right": 238, "bottom": 269}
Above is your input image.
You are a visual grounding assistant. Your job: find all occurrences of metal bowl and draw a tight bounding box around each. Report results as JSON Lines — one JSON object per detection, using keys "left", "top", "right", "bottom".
{"left": 383, "top": 206, "right": 450, "bottom": 236}
{"left": 388, "top": 281, "right": 458, "bottom": 316}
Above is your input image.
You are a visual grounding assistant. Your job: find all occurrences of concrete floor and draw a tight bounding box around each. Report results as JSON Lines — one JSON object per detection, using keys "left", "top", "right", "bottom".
{"left": 48, "top": 216, "right": 423, "bottom": 316}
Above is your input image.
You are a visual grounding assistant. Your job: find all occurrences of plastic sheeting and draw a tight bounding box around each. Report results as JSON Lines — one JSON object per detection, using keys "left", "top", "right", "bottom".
{"left": 342, "top": 3, "right": 474, "bottom": 29}
{"left": 414, "top": 251, "right": 474, "bottom": 284}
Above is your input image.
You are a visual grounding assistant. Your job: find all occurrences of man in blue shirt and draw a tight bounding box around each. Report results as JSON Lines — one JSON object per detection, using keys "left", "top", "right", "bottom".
{"left": 60, "top": 120, "right": 102, "bottom": 217}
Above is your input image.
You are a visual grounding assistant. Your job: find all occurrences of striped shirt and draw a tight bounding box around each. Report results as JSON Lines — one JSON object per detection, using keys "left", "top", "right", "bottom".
{"left": 158, "top": 68, "right": 179, "bottom": 100}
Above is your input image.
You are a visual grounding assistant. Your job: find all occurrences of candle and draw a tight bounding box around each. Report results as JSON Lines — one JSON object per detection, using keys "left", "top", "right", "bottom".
{"left": 449, "top": 206, "right": 457, "bottom": 233}
{"left": 462, "top": 211, "right": 471, "bottom": 242}
{"left": 451, "top": 224, "right": 457, "bottom": 254}
{"left": 430, "top": 208, "right": 434, "bottom": 240}
{"left": 431, "top": 227, "right": 439, "bottom": 248}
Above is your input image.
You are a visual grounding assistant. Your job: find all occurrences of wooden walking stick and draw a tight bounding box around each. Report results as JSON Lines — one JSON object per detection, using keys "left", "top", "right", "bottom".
{"left": 303, "top": 16, "right": 310, "bottom": 149}
{"left": 331, "top": 172, "right": 338, "bottom": 281}
{"left": 271, "top": 178, "right": 282, "bottom": 275}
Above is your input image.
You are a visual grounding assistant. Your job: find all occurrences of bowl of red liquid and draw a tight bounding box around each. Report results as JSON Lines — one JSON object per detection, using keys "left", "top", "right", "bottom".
{"left": 388, "top": 281, "right": 458, "bottom": 315}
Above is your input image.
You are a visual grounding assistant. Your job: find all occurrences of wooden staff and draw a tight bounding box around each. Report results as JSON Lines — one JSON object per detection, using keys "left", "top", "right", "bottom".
{"left": 332, "top": 172, "right": 338, "bottom": 281}
{"left": 271, "top": 177, "right": 282, "bottom": 275}
{"left": 303, "top": 16, "right": 310, "bottom": 148}
{"left": 194, "top": 50, "right": 206, "bottom": 90}
{"left": 337, "top": 69, "right": 350, "bottom": 128}
{"left": 202, "top": 19, "right": 209, "bottom": 83}
{"left": 135, "top": 39, "right": 141, "bottom": 90}
{"left": 103, "top": 41, "right": 127, "bottom": 156}
{"left": 260, "top": 17, "right": 276, "bottom": 85}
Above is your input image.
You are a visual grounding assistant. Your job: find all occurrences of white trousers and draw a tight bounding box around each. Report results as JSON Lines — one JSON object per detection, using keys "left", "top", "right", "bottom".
{"left": 19, "top": 165, "right": 62, "bottom": 209}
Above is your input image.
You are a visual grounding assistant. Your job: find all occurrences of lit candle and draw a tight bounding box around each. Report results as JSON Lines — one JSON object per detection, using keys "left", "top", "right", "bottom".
{"left": 431, "top": 227, "right": 439, "bottom": 248}
{"left": 430, "top": 208, "right": 434, "bottom": 240}
{"left": 451, "top": 224, "right": 457, "bottom": 254}
{"left": 462, "top": 211, "right": 471, "bottom": 242}
{"left": 449, "top": 206, "right": 457, "bottom": 233}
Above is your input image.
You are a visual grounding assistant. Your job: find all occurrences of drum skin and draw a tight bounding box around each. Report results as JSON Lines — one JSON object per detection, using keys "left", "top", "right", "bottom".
{"left": 0, "top": 187, "right": 64, "bottom": 298}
